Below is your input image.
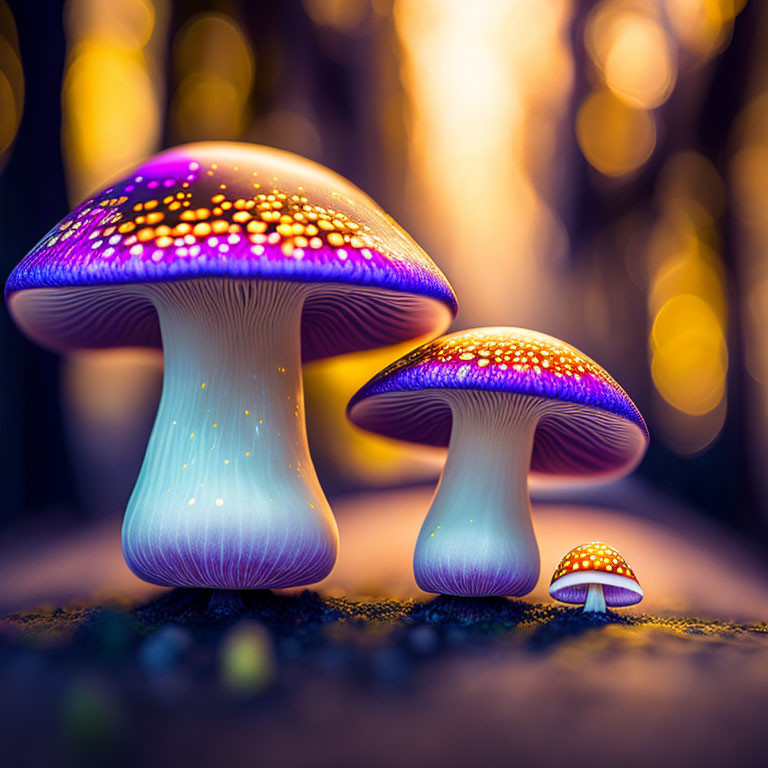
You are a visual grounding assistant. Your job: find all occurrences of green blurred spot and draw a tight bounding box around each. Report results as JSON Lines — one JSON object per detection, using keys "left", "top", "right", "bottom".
{"left": 59, "top": 679, "right": 121, "bottom": 758}
{"left": 220, "top": 621, "right": 275, "bottom": 695}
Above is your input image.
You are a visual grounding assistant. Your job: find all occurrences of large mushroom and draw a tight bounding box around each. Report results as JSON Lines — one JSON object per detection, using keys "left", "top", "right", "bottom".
{"left": 6, "top": 142, "right": 456, "bottom": 590}
{"left": 348, "top": 327, "right": 648, "bottom": 597}
{"left": 549, "top": 541, "right": 643, "bottom": 613}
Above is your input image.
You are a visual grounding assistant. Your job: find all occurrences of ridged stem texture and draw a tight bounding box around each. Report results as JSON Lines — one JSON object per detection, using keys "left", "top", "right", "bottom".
{"left": 122, "top": 279, "right": 338, "bottom": 589}
{"left": 414, "top": 391, "right": 545, "bottom": 597}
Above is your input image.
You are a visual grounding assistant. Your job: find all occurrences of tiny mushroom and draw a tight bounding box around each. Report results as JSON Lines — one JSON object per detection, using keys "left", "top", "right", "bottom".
{"left": 348, "top": 327, "right": 648, "bottom": 597}
{"left": 549, "top": 541, "right": 643, "bottom": 613}
{"left": 6, "top": 142, "right": 456, "bottom": 590}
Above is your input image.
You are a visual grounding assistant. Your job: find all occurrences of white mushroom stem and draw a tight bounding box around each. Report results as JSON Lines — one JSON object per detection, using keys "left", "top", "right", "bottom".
{"left": 583, "top": 583, "right": 607, "bottom": 613}
{"left": 121, "top": 279, "right": 338, "bottom": 589}
{"left": 414, "top": 391, "right": 545, "bottom": 597}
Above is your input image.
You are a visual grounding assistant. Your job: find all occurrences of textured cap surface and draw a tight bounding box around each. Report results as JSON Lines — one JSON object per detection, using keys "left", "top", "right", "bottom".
{"left": 6, "top": 143, "right": 456, "bottom": 358}
{"left": 348, "top": 327, "right": 648, "bottom": 478}
{"left": 549, "top": 541, "right": 643, "bottom": 607}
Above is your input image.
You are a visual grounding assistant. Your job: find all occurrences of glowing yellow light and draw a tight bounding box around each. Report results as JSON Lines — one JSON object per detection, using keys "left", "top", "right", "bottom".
{"left": 586, "top": 3, "right": 676, "bottom": 109}
{"left": 302, "top": 0, "right": 369, "bottom": 32}
{"left": 0, "top": 2, "right": 24, "bottom": 166}
{"left": 170, "top": 12, "right": 254, "bottom": 142}
{"left": 0, "top": 69, "right": 17, "bottom": 156}
{"left": 650, "top": 295, "right": 727, "bottom": 416}
{"left": 648, "top": 222, "right": 726, "bottom": 323}
{"left": 394, "top": 0, "right": 572, "bottom": 327}
{"left": 666, "top": 0, "right": 746, "bottom": 56}
{"left": 603, "top": 16, "right": 675, "bottom": 109}
{"left": 61, "top": 0, "right": 164, "bottom": 203}
{"left": 576, "top": 89, "right": 655, "bottom": 176}
{"left": 304, "top": 340, "right": 446, "bottom": 487}
{"left": 646, "top": 150, "right": 729, "bottom": 453}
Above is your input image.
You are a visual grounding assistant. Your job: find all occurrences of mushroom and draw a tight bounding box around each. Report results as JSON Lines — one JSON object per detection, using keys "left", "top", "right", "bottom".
{"left": 549, "top": 541, "right": 643, "bottom": 613}
{"left": 347, "top": 327, "right": 648, "bottom": 597}
{"left": 6, "top": 142, "right": 457, "bottom": 590}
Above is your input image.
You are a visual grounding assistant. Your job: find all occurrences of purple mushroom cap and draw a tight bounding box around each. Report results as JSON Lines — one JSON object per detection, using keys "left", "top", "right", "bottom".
{"left": 549, "top": 578, "right": 643, "bottom": 607}
{"left": 348, "top": 327, "right": 649, "bottom": 480}
{"left": 6, "top": 142, "right": 456, "bottom": 359}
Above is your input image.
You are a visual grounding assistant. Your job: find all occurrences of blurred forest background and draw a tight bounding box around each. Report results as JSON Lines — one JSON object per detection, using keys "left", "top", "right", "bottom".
{"left": 1, "top": 0, "right": 765, "bottom": 542}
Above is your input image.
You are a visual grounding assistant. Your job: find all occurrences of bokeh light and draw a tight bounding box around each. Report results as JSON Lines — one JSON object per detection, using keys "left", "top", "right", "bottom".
{"left": 576, "top": 88, "right": 656, "bottom": 176}
{"left": 650, "top": 294, "right": 727, "bottom": 416}
{"left": 394, "top": 0, "right": 572, "bottom": 330}
{"left": 170, "top": 12, "right": 254, "bottom": 143}
{"left": 587, "top": 2, "right": 676, "bottom": 109}
{"left": 647, "top": 153, "right": 728, "bottom": 454}
{"left": 0, "top": 1, "right": 23, "bottom": 168}
{"left": 62, "top": 0, "right": 166, "bottom": 202}
{"left": 305, "top": 343, "right": 446, "bottom": 488}
{"left": 302, "top": 0, "right": 370, "bottom": 33}
{"left": 666, "top": 0, "right": 747, "bottom": 56}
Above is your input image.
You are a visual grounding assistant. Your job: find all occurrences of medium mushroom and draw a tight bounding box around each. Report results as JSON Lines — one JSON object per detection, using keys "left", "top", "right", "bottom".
{"left": 347, "top": 327, "right": 648, "bottom": 597}
{"left": 549, "top": 541, "right": 643, "bottom": 613}
{"left": 6, "top": 142, "right": 456, "bottom": 590}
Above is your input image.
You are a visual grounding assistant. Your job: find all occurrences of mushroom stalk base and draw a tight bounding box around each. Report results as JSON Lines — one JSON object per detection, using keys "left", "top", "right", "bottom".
{"left": 414, "top": 391, "right": 544, "bottom": 597}
{"left": 122, "top": 279, "right": 338, "bottom": 589}
{"left": 583, "top": 583, "right": 607, "bottom": 613}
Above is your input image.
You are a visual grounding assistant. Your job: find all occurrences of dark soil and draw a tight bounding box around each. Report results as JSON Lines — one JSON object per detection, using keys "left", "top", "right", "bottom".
{"left": 2, "top": 590, "right": 766, "bottom": 767}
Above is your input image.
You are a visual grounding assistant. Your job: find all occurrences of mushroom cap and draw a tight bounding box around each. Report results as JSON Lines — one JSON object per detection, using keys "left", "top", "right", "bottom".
{"left": 548, "top": 541, "right": 643, "bottom": 607}
{"left": 5, "top": 142, "right": 456, "bottom": 360}
{"left": 347, "top": 327, "right": 648, "bottom": 479}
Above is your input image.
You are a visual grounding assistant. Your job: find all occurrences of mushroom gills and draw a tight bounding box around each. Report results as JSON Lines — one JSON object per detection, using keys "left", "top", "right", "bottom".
{"left": 121, "top": 278, "right": 338, "bottom": 590}
{"left": 582, "top": 582, "right": 607, "bottom": 613}
{"left": 414, "top": 390, "right": 547, "bottom": 597}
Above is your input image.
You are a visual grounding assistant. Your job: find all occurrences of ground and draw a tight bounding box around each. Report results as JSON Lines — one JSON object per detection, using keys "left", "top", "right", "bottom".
{"left": 2, "top": 485, "right": 768, "bottom": 767}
